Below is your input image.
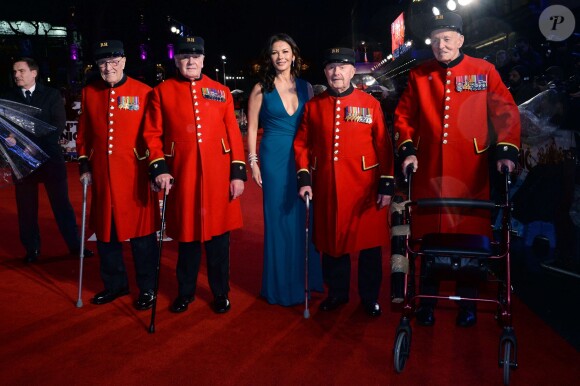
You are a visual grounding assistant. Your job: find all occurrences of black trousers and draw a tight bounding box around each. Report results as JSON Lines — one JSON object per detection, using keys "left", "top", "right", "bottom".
{"left": 176, "top": 232, "right": 230, "bottom": 298}
{"left": 418, "top": 257, "right": 478, "bottom": 311}
{"left": 96, "top": 220, "right": 158, "bottom": 292}
{"left": 322, "top": 246, "right": 382, "bottom": 304}
{"left": 15, "top": 160, "right": 80, "bottom": 253}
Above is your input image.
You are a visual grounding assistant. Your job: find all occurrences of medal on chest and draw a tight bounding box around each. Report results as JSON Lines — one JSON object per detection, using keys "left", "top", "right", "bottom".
{"left": 344, "top": 106, "right": 373, "bottom": 124}
{"left": 201, "top": 88, "right": 226, "bottom": 102}
{"left": 455, "top": 74, "right": 487, "bottom": 92}
{"left": 117, "top": 96, "right": 140, "bottom": 110}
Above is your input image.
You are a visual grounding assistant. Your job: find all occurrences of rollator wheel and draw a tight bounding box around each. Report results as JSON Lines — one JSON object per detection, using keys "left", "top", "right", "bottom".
{"left": 501, "top": 340, "right": 512, "bottom": 385}
{"left": 393, "top": 329, "right": 410, "bottom": 373}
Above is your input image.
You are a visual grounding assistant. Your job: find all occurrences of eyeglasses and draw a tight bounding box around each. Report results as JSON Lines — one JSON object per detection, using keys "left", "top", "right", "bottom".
{"left": 97, "top": 58, "right": 123, "bottom": 69}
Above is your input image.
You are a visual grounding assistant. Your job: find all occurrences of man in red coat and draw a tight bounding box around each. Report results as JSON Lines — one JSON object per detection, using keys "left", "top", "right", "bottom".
{"left": 77, "top": 40, "right": 160, "bottom": 309}
{"left": 294, "top": 47, "right": 394, "bottom": 317}
{"left": 143, "top": 36, "right": 246, "bottom": 314}
{"left": 394, "top": 12, "right": 520, "bottom": 327}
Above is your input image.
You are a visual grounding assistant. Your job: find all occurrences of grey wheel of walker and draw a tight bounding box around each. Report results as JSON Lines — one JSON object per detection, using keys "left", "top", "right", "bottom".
{"left": 502, "top": 340, "right": 512, "bottom": 385}
{"left": 393, "top": 330, "right": 410, "bottom": 373}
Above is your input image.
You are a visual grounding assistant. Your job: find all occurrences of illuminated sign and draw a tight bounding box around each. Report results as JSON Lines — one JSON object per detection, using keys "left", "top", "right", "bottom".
{"left": 0, "top": 21, "right": 67, "bottom": 37}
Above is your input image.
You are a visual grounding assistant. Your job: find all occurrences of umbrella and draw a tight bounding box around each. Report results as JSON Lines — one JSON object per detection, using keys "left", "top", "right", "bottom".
{"left": 312, "top": 84, "right": 327, "bottom": 96}
{"left": 364, "top": 84, "right": 390, "bottom": 99}
{"left": 0, "top": 99, "right": 55, "bottom": 186}
{"left": 518, "top": 89, "right": 562, "bottom": 146}
{"left": 0, "top": 98, "right": 58, "bottom": 136}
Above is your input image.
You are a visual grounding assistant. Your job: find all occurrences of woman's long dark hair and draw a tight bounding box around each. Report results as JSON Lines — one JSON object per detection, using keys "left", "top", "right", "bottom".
{"left": 259, "top": 33, "right": 302, "bottom": 93}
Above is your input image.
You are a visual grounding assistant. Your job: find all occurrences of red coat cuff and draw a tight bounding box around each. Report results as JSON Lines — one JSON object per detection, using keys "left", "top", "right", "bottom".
{"left": 297, "top": 170, "right": 311, "bottom": 189}
{"left": 231, "top": 161, "right": 247, "bottom": 181}
{"left": 397, "top": 141, "right": 416, "bottom": 159}
{"left": 495, "top": 143, "right": 519, "bottom": 164}
{"left": 149, "top": 159, "right": 169, "bottom": 179}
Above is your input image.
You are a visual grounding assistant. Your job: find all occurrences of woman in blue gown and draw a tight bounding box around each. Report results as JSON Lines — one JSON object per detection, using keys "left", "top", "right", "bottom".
{"left": 247, "top": 33, "right": 323, "bottom": 306}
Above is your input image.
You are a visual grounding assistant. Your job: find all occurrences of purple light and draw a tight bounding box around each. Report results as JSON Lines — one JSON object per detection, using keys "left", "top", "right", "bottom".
{"left": 70, "top": 43, "right": 78, "bottom": 61}
{"left": 167, "top": 44, "right": 174, "bottom": 60}
{"left": 139, "top": 44, "right": 147, "bottom": 61}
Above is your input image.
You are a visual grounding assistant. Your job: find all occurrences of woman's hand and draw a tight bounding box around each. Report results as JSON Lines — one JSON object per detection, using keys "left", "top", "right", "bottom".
{"left": 251, "top": 163, "right": 263, "bottom": 188}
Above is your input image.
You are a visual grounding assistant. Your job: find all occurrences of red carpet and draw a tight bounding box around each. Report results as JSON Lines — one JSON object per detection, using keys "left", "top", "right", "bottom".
{"left": 0, "top": 163, "right": 578, "bottom": 386}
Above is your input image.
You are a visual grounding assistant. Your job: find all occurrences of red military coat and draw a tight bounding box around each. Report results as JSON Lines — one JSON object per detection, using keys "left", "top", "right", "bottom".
{"left": 394, "top": 54, "right": 520, "bottom": 237}
{"left": 77, "top": 76, "right": 160, "bottom": 242}
{"left": 294, "top": 86, "right": 394, "bottom": 257}
{"left": 143, "top": 75, "right": 245, "bottom": 242}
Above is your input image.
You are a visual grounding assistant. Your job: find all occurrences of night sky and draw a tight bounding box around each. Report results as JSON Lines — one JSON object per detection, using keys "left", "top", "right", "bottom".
{"left": 3, "top": 0, "right": 403, "bottom": 84}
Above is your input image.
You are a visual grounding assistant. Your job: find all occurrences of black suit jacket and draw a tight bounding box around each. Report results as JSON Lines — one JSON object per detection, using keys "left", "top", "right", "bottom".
{"left": 2, "top": 83, "right": 66, "bottom": 162}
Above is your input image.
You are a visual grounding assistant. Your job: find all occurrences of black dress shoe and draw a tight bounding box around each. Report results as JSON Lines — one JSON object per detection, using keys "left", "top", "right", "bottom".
{"left": 319, "top": 296, "right": 348, "bottom": 312}
{"left": 23, "top": 249, "right": 40, "bottom": 263}
{"left": 363, "top": 302, "right": 382, "bottom": 317}
{"left": 91, "top": 288, "right": 130, "bottom": 305}
{"left": 70, "top": 248, "right": 94, "bottom": 257}
{"left": 212, "top": 295, "right": 231, "bottom": 314}
{"left": 456, "top": 308, "right": 477, "bottom": 327}
{"left": 134, "top": 290, "right": 156, "bottom": 311}
{"left": 170, "top": 295, "right": 193, "bottom": 313}
{"left": 415, "top": 305, "right": 435, "bottom": 326}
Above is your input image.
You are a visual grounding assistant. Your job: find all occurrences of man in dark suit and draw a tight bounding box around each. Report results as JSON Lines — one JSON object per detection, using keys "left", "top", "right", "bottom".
{"left": 4, "top": 57, "right": 92, "bottom": 263}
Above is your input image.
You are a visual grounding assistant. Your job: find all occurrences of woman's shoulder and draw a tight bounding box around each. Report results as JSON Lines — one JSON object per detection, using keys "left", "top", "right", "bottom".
{"left": 251, "top": 82, "right": 263, "bottom": 91}
{"left": 250, "top": 82, "right": 265, "bottom": 98}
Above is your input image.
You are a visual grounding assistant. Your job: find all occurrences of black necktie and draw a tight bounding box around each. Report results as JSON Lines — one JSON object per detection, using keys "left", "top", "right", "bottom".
{"left": 25, "top": 90, "right": 32, "bottom": 104}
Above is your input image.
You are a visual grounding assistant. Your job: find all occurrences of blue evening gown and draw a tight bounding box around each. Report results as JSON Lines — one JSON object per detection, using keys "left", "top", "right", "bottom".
{"left": 259, "top": 78, "right": 323, "bottom": 305}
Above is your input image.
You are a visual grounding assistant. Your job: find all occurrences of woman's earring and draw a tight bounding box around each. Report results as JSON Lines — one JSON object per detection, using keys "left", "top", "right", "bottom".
{"left": 292, "top": 59, "right": 295, "bottom": 67}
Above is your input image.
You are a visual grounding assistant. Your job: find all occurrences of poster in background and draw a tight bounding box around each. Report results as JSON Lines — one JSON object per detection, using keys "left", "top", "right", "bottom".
{"left": 60, "top": 120, "right": 77, "bottom": 160}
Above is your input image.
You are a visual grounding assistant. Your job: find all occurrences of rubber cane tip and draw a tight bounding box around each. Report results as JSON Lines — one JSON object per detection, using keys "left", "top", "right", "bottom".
{"left": 304, "top": 310, "right": 310, "bottom": 319}
{"left": 148, "top": 325, "right": 155, "bottom": 334}
{"left": 76, "top": 300, "right": 83, "bottom": 308}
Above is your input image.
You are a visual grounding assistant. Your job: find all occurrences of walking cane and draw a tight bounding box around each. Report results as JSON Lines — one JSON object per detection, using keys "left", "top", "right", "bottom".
{"left": 76, "top": 179, "right": 89, "bottom": 308}
{"left": 390, "top": 164, "right": 415, "bottom": 303}
{"left": 304, "top": 192, "right": 311, "bottom": 319}
{"left": 405, "top": 163, "right": 414, "bottom": 198}
{"left": 149, "top": 179, "right": 172, "bottom": 333}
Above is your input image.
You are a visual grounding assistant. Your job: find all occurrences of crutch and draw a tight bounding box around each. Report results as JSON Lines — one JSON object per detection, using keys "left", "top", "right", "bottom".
{"left": 149, "top": 179, "right": 172, "bottom": 333}
{"left": 76, "top": 179, "right": 89, "bottom": 308}
{"left": 304, "top": 191, "right": 311, "bottom": 319}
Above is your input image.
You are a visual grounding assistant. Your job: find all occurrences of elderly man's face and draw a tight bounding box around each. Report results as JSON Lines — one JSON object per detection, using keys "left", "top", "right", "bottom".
{"left": 175, "top": 54, "right": 204, "bottom": 80}
{"left": 13, "top": 61, "right": 37, "bottom": 89}
{"left": 324, "top": 63, "right": 355, "bottom": 94}
{"left": 430, "top": 29, "right": 464, "bottom": 64}
{"left": 96, "top": 57, "right": 126, "bottom": 86}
